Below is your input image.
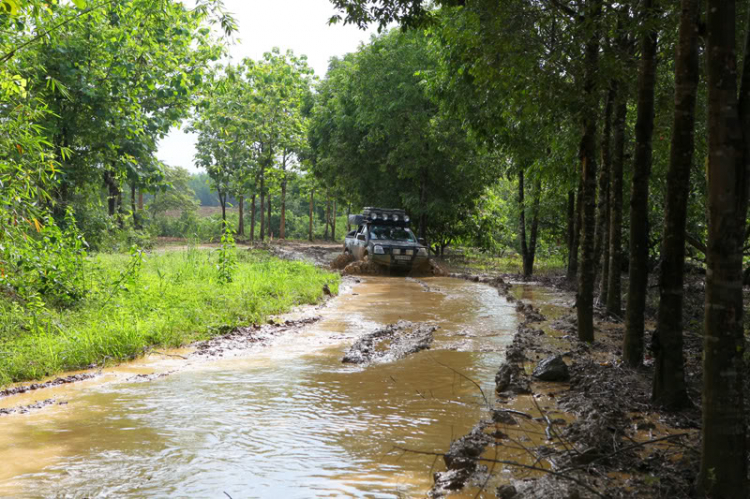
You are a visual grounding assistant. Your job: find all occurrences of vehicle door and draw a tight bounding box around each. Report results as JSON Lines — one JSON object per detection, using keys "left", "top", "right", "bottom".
{"left": 354, "top": 225, "right": 367, "bottom": 260}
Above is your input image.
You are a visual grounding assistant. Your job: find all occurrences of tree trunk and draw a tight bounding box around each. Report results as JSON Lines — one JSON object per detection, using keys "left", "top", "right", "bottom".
{"left": 138, "top": 189, "right": 143, "bottom": 211}
{"left": 309, "top": 190, "right": 314, "bottom": 242}
{"left": 250, "top": 194, "right": 256, "bottom": 242}
{"left": 595, "top": 84, "right": 615, "bottom": 300}
{"left": 267, "top": 195, "right": 272, "bottom": 239}
{"left": 280, "top": 178, "right": 287, "bottom": 239}
{"left": 698, "top": 0, "right": 748, "bottom": 494}
{"left": 347, "top": 204, "right": 351, "bottom": 232}
{"left": 527, "top": 179, "right": 541, "bottom": 277}
{"left": 219, "top": 192, "right": 227, "bottom": 226}
{"left": 624, "top": 0, "right": 659, "bottom": 367}
{"left": 324, "top": 189, "right": 330, "bottom": 241}
{"left": 652, "top": 0, "right": 699, "bottom": 410}
{"left": 131, "top": 183, "right": 139, "bottom": 229}
{"left": 332, "top": 199, "right": 337, "bottom": 242}
{"left": 607, "top": 88, "right": 627, "bottom": 316}
{"left": 116, "top": 189, "right": 124, "bottom": 229}
{"left": 569, "top": 178, "right": 583, "bottom": 281}
{"left": 105, "top": 172, "right": 117, "bottom": 217}
{"left": 519, "top": 170, "right": 529, "bottom": 277}
{"left": 576, "top": 0, "right": 603, "bottom": 343}
{"left": 260, "top": 168, "right": 265, "bottom": 241}
{"left": 238, "top": 195, "right": 244, "bottom": 236}
{"left": 566, "top": 190, "right": 575, "bottom": 272}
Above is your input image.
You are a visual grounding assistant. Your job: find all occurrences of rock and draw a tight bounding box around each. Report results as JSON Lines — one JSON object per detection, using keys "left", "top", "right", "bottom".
{"left": 495, "top": 363, "right": 513, "bottom": 392}
{"left": 491, "top": 410, "right": 519, "bottom": 426}
{"left": 497, "top": 485, "right": 518, "bottom": 499}
{"left": 495, "top": 361, "right": 531, "bottom": 394}
{"left": 532, "top": 355, "right": 570, "bottom": 382}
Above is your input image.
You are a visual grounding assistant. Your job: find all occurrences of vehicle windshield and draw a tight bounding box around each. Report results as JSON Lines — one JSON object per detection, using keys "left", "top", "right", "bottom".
{"left": 369, "top": 225, "right": 417, "bottom": 242}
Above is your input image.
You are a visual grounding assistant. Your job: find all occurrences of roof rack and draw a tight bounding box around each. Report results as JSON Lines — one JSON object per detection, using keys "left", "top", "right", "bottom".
{"left": 349, "top": 208, "right": 411, "bottom": 226}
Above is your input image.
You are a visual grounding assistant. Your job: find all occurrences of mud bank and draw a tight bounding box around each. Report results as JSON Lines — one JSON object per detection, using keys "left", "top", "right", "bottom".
{"left": 0, "top": 373, "right": 99, "bottom": 399}
{"left": 342, "top": 320, "right": 437, "bottom": 364}
{"left": 438, "top": 272, "right": 701, "bottom": 498}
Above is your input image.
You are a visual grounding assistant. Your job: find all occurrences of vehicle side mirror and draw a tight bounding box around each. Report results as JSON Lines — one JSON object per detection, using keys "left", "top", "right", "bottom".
{"left": 418, "top": 238, "right": 426, "bottom": 245}
{"left": 357, "top": 234, "right": 366, "bottom": 241}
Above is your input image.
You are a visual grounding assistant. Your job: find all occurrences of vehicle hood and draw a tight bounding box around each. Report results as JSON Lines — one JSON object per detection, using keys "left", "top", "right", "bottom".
{"left": 370, "top": 240, "right": 422, "bottom": 248}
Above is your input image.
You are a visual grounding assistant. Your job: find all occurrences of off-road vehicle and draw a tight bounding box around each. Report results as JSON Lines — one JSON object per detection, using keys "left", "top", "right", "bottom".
{"left": 343, "top": 207, "right": 429, "bottom": 269}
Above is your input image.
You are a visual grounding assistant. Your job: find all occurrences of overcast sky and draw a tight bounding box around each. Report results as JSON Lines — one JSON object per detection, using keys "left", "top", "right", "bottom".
{"left": 156, "top": 0, "right": 379, "bottom": 173}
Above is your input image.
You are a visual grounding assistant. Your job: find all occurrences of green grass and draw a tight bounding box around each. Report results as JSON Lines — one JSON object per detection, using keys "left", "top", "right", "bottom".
{"left": 0, "top": 248, "right": 339, "bottom": 386}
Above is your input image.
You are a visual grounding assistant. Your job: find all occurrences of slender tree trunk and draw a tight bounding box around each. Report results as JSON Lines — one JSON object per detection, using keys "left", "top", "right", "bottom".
{"left": 569, "top": 179, "right": 583, "bottom": 281}
{"left": 607, "top": 88, "right": 627, "bottom": 316}
{"left": 624, "top": 0, "right": 659, "bottom": 367}
{"left": 260, "top": 168, "right": 266, "bottom": 241}
{"left": 116, "top": 190, "right": 124, "bottom": 228}
{"left": 105, "top": 172, "right": 117, "bottom": 217}
{"left": 347, "top": 204, "right": 351, "bottom": 232}
{"left": 527, "top": 178, "right": 541, "bottom": 277}
{"left": 238, "top": 195, "right": 244, "bottom": 236}
{"left": 267, "top": 195, "right": 272, "bottom": 239}
{"left": 566, "top": 190, "right": 575, "bottom": 272}
{"left": 324, "top": 189, "right": 330, "bottom": 241}
{"left": 699, "top": 0, "right": 748, "bottom": 494}
{"left": 309, "top": 190, "right": 314, "bottom": 242}
{"left": 652, "top": 0, "right": 699, "bottom": 410}
{"left": 280, "top": 178, "right": 287, "bottom": 239}
{"left": 138, "top": 189, "right": 143, "bottom": 211}
{"left": 219, "top": 192, "right": 226, "bottom": 226}
{"left": 519, "top": 170, "right": 529, "bottom": 277}
{"left": 332, "top": 199, "right": 337, "bottom": 241}
{"left": 576, "top": 0, "right": 603, "bottom": 343}
{"left": 250, "top": 194, "right": 256, "bottom": 242}
{"left": 131, "top": 183, "right": 139, "bottom": 229}
{"left": 595, "top": 85, "right": 615, "bottom": 297}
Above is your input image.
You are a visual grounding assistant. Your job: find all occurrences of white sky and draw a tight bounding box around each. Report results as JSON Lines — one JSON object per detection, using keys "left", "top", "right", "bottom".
{"left": 156, "top": 0, "right": 379, "bottom": 173}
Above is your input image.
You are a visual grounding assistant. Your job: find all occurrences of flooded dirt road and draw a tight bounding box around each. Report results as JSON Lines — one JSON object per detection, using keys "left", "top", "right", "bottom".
{"left": 0, "top": 277, "right": 517, "bottom": 498}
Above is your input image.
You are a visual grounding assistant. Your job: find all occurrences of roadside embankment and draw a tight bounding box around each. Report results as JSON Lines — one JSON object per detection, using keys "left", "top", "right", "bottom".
{"left": 0, "top": 249, "right": 339, "bottom": 386}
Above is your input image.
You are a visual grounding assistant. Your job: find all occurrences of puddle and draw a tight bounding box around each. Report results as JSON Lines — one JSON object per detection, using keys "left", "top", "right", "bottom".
{"left": 0, "top": 277, "right": 518, "bottom": 498}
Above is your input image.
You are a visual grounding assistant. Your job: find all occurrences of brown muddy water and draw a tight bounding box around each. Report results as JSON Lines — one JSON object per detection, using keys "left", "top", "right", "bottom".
{"left": 0, "top": 277, "right": 517, "bottom": 498}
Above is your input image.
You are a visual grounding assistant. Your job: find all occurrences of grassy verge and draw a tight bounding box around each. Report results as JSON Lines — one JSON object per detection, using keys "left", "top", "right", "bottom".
{"left": 0, "top": 248, "right": 339, "bottom": 386}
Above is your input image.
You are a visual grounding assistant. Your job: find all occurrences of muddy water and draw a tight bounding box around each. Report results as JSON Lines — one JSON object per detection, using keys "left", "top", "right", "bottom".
{"left": 0, "top": 277, "right": 516, "bottom": 498}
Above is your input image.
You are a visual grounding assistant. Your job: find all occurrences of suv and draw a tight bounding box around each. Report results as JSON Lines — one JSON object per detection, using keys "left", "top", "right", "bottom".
{"left": 344, "top": 207, "right": 429, "bottom": 268}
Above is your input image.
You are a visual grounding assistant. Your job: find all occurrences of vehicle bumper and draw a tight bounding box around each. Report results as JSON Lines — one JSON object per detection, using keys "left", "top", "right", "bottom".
{"left": 371, "top": 254, "right": 429, "bottom": 268}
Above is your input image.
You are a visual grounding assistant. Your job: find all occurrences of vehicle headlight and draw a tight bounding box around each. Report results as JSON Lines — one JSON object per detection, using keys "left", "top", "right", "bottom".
{"left": 373, "top": 245, "right": 385, "bottom": 255}
{"left": 417, "top": 248, "right": 428, "bottom": 256}
{"left": 392, "top": 248, "right": 401, "bottom": 255}
{"left": 404, "top": 216, "right": 410, "bottom": 223}
{"left": 406, "top": 250, "right": 414, "bottom": 256}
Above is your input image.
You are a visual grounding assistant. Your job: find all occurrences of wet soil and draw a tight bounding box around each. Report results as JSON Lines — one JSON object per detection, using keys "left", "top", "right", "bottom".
{"left": 0, "top": 373, "right": 99, "bottom": 399}
{"left": 192, "top": 317, "right": 323, "bottom": 358}
{"left": 342, "top": 320, "right": 437, "bottom": 364}
{"left": 440, "top": 267, "right": 705, "bottom": 498}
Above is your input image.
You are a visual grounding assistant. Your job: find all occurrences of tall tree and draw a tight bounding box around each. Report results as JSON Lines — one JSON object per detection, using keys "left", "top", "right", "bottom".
{"left": 606, "top": 87, "right": 628, "bottom": 316}
{"left": 699, "top": 0, "right": 749, "bottom": 494}
{"left": 651, "top": 0, "right": 700, "bottom": 410}
{"left": 576, "top": 0, "right": 604, "bottom": 342}
{"left": 623, "top": 0, "right": 659, "bottom": 366}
